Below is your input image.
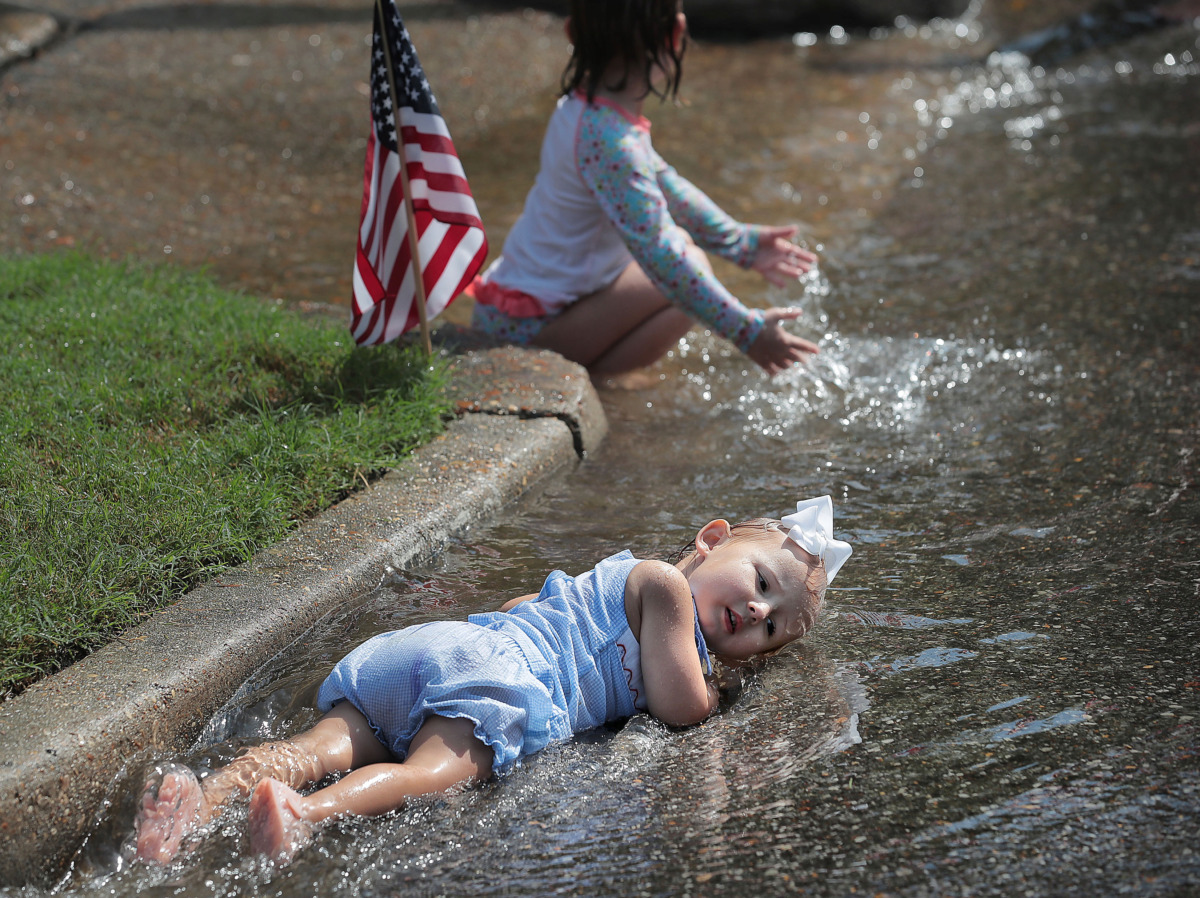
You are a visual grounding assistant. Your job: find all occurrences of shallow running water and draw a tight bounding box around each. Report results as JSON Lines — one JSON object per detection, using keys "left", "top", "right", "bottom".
{"left": 10, "top": 2, "right": 1199, "bottom": 895}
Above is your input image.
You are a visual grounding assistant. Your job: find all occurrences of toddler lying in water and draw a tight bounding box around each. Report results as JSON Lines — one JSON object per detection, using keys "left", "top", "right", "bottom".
{"left": 135, "top": 496, "right": 852, "bottom": 864}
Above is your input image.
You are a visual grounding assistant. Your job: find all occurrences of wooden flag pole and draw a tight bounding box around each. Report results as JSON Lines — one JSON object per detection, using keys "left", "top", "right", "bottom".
{"left": 375, "top": 0, "right": 432, "bottom": 357}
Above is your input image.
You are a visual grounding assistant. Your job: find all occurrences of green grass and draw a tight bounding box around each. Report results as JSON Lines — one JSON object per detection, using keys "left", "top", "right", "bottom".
{"left": 0, "top": 253, "right": 452, "bottom": 698}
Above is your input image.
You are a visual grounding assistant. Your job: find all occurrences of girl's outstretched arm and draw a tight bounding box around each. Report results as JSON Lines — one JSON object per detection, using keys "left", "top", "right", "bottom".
{"left": 657, "top": 165, "right": 761, "bottom": 266}
{"left": 576, "top": 108, "right": 816, "bottom": 374}
{"left": 576, "top": 112, "right": 764, "bottom": 355}
{"left": 625, "top": 560, "right": 718, "bottom": 727}
{"left": 659, "top": 170, "right": 818, "bottom": 283}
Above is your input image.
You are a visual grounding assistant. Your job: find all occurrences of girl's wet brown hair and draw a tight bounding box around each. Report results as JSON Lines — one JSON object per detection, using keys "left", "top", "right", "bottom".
{"left": 561, "top": 0, "right": 686, "bottom": 103}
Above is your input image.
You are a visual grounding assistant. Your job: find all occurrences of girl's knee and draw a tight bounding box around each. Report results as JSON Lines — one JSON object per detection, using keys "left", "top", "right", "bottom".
{"left": 684, "top": 242, "right": 713, "bottom": 274}
{"left": 663, "top": 306, "right": 691, "bottom": 328}
{"left": 407, "top": 716, "right": 494, "bottom": 785}
{"left": 295, "top": 703, "right": 392, "bottom": 774}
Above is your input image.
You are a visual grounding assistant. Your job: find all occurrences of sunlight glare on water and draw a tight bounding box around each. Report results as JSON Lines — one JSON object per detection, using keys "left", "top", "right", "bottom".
{"left": 661, "top": 267, "right": 1060, "bottom": 469}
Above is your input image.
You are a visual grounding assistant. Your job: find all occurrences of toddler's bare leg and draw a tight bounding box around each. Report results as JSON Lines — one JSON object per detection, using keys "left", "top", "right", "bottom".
{"left": 247, "top": 715, "right": 493, "bottom": 863}
{"left": 135, "top": 703, "right": 389, "bottom": 864}
{"left": 202, "top": 703, "right": 390, "bottom": 805}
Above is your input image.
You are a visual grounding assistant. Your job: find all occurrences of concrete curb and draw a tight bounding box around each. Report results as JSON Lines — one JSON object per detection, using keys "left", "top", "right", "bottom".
{"left": 0, "top": 3, "right": 58, "bottom": 70}
{"left": 0, "top": 343, "right": 606, "bottom": 888}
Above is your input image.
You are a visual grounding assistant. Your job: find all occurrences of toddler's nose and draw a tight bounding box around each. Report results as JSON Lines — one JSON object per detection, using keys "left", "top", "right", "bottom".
{"left": 748, "top": 600, "right": 769, "bottom": 624}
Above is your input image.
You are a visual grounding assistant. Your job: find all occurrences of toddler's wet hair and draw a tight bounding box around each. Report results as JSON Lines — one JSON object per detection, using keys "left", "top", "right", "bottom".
{"left": 561, "top": 0, "right": 686, "bottom": 103}
{"left": 666, "top": 517, "right": 782, "bottom": 565}
{"left": 667, "top": 517, "right": 830, "bottom": 634}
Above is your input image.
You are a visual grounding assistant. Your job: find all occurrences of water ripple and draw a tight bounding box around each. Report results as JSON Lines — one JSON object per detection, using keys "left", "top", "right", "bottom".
{"left": 842, "top": 610, "right": 974, "bottom": 628}
{"left": 858, "top": 646, "right": 978, "bottom": 674}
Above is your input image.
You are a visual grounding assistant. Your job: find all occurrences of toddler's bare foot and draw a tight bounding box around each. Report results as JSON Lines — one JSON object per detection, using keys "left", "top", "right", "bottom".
{"left": 248, "top": 777, "right": 313, "bottom": 864}
{"left": 134, "top": 764, "right": 204, "bottom": 864}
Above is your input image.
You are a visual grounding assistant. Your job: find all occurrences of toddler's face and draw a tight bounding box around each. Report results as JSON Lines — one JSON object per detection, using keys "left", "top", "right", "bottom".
{"left": 685, "top": 525, "right": 819, "bottom": 662}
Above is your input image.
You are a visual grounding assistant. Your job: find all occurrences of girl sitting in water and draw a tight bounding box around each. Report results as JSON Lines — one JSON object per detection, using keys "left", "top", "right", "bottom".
{"left": 469, "top": 0, "right": 821, "bottom": 377}
{"left": 134, "top": 496, "right": 852, "bottom": 864}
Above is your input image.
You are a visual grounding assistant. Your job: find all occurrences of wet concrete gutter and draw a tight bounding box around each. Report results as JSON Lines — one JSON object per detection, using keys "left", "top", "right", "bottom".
{"left": 0, "top": 2, "right": 57, "bottom": 70}
{"left": 0, "top": 341, "right": 606, "bottom": 888}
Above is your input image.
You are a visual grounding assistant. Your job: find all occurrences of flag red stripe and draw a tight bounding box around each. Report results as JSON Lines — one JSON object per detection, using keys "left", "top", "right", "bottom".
{"left": 383, "top": 220, "right": 413, "bottom": 296}
{"left": 359, "top": 136, "right": 381, "bottom": 253}
{"left": 422, "top": 228, "right": 456, "bottom": 290}
{"left": 400, "top": 128, "right": 457, "bottom": 159}
{"left": 408, "top": 168, "right": 473, "bottom": 200}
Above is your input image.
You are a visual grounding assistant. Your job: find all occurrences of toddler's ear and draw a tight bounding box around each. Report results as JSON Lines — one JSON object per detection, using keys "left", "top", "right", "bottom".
{"left": 695, "top": 519, "right": 731, "bottom": 557}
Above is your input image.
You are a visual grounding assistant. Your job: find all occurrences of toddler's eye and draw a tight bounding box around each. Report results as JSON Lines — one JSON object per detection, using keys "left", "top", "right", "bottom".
{"left": 758, "top": 573, "right": 768, "bottom": 592}
{"left": 766, "top": 617, "right": 776, "bottom": 637}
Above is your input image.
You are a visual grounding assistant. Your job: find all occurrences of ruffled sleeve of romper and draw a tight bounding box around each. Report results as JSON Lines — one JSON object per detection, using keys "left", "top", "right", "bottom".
{"left": 576, "top": 103, "right": 764, "bottom": 354}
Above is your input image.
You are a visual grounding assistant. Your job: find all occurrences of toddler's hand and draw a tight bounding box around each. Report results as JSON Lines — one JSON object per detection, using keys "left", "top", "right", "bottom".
{"left": 752, "top": 225, "right": 818, "bottom": 287}
{"left": 748, "top": 308, "right": 819, "bottom": 377}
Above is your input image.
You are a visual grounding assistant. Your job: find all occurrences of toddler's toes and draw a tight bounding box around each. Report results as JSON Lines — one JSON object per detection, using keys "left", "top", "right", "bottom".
{"left": 248, "top": 777, "right": 313, "bottom": 864}
{"left": 134, "top": 764, "right": 203, "bottom": 865}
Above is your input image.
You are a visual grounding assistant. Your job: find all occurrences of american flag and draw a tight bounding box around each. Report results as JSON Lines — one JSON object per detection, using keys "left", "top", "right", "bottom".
{"left": 351, "top": 0, "right": 487, "bottom": 346}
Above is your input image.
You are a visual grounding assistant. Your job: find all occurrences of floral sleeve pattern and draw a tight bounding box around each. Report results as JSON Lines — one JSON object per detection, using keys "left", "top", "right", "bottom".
{"left": 658, "top": 165, "right": 761, "bottom": 269}
{"left": 576, "top": 105, "right": 764, "bottom": 353}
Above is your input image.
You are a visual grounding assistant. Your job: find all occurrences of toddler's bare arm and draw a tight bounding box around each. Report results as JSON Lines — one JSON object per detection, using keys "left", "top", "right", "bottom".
{"left": 625, "top": 561, "right": 718, "bottom": 727}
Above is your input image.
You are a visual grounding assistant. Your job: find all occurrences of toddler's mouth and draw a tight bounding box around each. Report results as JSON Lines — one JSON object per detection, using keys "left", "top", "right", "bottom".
{"left": 726, "top": 607, "right": 740, "bottom": 634}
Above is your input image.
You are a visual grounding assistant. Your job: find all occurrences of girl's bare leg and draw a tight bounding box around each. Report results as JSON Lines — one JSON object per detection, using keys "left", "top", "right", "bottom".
{"left": 247, "top": 715, "right": 493, "bottom": 862}
{"left": 135, "top": 703, "right": 390, "bottom": 864}
{"left": 588, "top": 305, "right": 693, "bottom": 377}
{"left": 531, "top": 249, "right": 709, "bottom": 375}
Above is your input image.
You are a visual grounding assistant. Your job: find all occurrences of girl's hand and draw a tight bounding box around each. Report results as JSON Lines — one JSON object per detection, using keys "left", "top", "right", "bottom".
{"left": 751, "top": 225, "right": 818, "bottom": 287}
{"left": 748, "top": 308, "right": 819, "bottom": 376}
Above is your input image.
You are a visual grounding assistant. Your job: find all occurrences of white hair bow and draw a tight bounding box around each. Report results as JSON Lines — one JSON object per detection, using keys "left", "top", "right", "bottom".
{"left": 781, "top": 496, "right": 853, "bottom": 584}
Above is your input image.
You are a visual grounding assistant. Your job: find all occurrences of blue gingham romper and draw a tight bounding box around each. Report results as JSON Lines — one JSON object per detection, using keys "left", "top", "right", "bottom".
{"left": 316, "top": 551, "right": 713, "bottom": 773}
